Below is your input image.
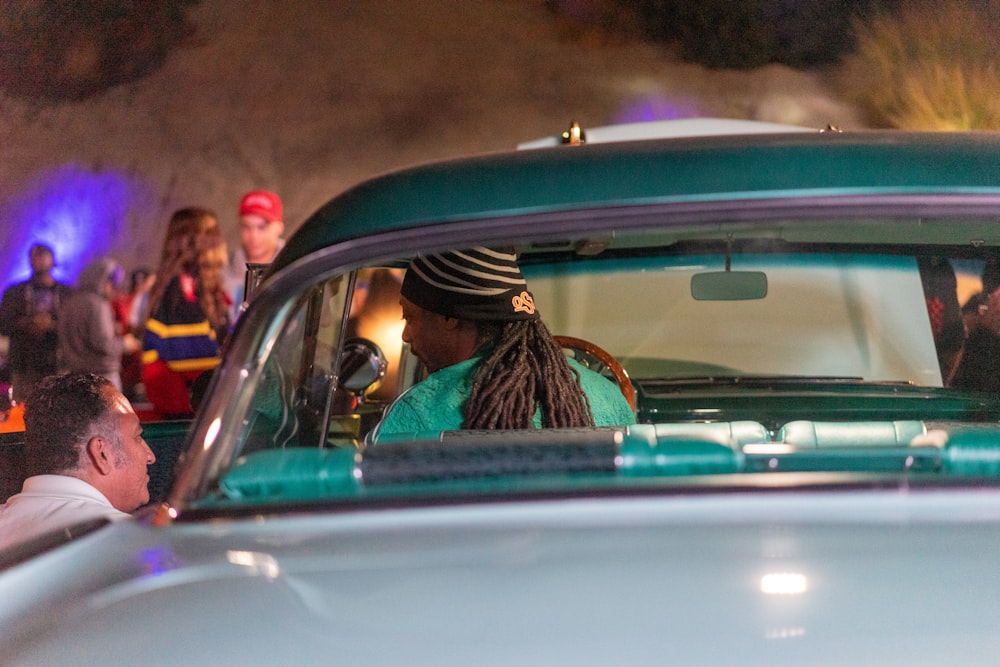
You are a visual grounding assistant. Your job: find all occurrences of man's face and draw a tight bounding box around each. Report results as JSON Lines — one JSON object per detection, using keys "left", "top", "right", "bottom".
{"left": 29, "top": 248, "right": 53, "bottom": 275}
{"left": 400, "top": 297, "right": 465, "bottom": 374}
{"left": 103, "top": 388, "right": 156, "bottom": 512}
{"left": 239, "top": 214, "right": 284, "bottom": 264}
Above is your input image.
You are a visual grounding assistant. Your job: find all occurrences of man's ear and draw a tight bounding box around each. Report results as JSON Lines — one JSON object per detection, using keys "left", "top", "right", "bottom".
{"left": 85, "top": 436, "right": 115, "bottom": 476}
{"left": 441, "top": 316, "right": 461, "bottom": 331}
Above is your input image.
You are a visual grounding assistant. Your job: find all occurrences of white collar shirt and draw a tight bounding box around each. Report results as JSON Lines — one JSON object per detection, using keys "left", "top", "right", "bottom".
{"left": 0, "top": 475, "right": 130, "bottom": 552}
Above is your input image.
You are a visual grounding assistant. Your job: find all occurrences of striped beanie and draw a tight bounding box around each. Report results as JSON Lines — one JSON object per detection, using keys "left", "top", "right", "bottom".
{"left": 401, "top": 247, "right": 540, "bottom": 321}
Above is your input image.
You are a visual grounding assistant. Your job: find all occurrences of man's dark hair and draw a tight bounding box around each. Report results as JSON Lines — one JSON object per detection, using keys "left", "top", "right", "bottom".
{"left": 464, "top": 319, "right": 594, "bottom": 430}
{"left": 23, "top": 372, "right": 116, "bottom": 477}
{"left": 28, "top": 243, "right": 54, "bottom": 258}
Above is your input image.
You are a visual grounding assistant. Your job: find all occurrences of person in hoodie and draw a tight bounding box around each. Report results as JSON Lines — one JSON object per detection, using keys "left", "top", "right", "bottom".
{"left": 57, "top": 257, "right": 139, "bottom": 391}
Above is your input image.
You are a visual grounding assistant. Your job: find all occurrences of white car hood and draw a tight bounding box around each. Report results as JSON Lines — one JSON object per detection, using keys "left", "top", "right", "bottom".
{"left": 2, "top": 488, "right": 1000, "bottom": 665}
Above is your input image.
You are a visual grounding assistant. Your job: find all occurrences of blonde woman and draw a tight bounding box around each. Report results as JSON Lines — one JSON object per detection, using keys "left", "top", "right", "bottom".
{"left": 142, "top": 208, "right": 230, "bottom": 418}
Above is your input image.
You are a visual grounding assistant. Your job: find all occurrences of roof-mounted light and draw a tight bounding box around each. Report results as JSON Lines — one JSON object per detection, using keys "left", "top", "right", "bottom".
{"left": 560, "top": 120, "right": 587, "bottom": 145}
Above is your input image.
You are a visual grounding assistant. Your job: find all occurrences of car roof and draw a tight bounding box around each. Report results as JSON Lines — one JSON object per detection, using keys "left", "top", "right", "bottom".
{"left": 274, "top": 129, "right": 1000, "bottom": 273}
{"left": 515, "top": 117, "right": 815, "bottom": 148}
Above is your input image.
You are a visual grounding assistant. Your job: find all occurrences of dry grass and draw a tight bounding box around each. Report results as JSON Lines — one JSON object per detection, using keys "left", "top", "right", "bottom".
{"left": 839, "top": 0, "right": 1000, "bottom": 129}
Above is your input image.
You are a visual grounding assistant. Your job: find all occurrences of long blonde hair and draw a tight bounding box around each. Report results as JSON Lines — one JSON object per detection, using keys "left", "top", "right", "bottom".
{"left": 147, "top": 207, "right": 222, "bottom": 321}
{"left": 194, "top": 233, "right": 230, "bottom": 335}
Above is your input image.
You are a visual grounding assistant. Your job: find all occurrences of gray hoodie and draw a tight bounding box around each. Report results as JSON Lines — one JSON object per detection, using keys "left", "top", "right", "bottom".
{"left": 57, "top": 258, "right": 124, "bottom": 387}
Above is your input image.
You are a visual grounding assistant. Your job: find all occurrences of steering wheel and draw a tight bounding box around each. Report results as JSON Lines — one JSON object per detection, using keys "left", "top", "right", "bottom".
{"left": 554, "top": 335, "right": 635, "bottom": 412}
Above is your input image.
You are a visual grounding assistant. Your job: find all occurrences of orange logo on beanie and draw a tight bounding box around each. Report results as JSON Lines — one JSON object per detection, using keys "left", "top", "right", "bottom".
{"left": 511, "top": 291, "right": 535, "bottom": 315}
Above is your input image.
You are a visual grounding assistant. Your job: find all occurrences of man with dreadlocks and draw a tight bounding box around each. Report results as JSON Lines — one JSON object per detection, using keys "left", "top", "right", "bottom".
{"left": 369, "top": 247, "right": 635, "bottom": 443}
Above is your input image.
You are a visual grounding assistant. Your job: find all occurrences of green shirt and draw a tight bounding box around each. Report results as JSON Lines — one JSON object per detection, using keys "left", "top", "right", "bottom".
{"left": 371, "top": 356, "right": 636, "bottom": 443}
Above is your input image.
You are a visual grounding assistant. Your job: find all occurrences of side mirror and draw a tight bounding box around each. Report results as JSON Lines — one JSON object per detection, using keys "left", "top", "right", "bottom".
{"left": 691, "top": 271, "right": 768, "bottom": 301}
{"left": 338, "top": 337, "right": 388, "bottom": 400}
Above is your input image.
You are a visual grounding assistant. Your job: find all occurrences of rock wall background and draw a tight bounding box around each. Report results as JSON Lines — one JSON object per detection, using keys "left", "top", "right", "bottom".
{"left": 0, "top": 0, "right": 864, "bottom": 286}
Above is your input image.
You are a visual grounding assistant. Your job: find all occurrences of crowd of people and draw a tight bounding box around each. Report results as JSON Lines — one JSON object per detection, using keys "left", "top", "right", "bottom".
{"left": 0, "top": 190, "right": 286, "bottom": 422}
{"left": 0, "top": 189, "right": 286, "bottom": 549}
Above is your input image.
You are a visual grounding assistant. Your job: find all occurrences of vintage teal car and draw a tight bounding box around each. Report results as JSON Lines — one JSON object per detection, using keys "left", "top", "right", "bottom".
{"left": 3, "top": 121, "right": 1000, "bottom": 664}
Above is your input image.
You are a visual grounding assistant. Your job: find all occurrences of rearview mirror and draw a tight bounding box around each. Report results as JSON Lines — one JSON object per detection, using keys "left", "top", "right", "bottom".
{"left": 691, "top": 271, "right": 768, "bottom": 301}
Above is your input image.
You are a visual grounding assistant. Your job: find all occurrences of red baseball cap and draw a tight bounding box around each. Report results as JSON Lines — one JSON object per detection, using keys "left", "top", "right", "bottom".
{"left": 238, "top": 190, "right": 283, "bottom": 222}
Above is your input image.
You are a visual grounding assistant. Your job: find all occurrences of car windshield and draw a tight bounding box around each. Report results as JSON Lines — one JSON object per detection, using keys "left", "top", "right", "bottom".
{"left": 169, "top": 206, "right": 1000, "bottom": 514}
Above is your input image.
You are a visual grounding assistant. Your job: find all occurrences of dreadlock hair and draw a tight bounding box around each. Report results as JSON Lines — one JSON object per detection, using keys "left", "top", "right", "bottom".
{"left": 463, "top": 319, "right": 595, "bottom": 430}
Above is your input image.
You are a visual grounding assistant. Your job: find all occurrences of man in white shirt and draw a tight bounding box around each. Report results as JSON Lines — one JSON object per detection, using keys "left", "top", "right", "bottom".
{"left": 0, "top": 371, "right": 156, "bottom": 552}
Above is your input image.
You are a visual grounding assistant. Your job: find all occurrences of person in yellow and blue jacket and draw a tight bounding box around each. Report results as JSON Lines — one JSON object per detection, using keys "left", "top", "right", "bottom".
{"left": 142, "top": 208, "right": 230, "bottom": 418}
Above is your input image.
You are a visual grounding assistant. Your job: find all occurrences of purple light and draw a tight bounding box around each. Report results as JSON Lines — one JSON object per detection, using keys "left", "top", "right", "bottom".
{"left": 0, "top": 165, "right": 152, "bottom": 289}
{"left": 135, "top": 545, "right": 181, "bottom": 577}
{"left": 613, "top": 94, "right": 701, "bottom": 125}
